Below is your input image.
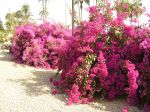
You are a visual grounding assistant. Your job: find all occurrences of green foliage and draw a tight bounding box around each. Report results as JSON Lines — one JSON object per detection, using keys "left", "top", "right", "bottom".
{"left": 0, "top": 31, "right": 6, "bottom": 43}
{"left": 114, "top": 0, "right": 143, "bottom": 19}
{"left": 3, "top": 4, "right": 31, "bottom": 44}
{"left": 0, "top": 30, "right": 13, "bottom": 43}
{"left": 5, "top": 4, "right": 31, "bottom": 30}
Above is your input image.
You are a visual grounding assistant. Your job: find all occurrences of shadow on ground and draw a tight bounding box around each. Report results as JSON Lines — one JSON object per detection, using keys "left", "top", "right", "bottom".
{"left": 89, "top": 99, "right": 125, "bottom": 112}
{"left": 0, "top": 50, "right": 31, "bottom": 68}
{"left": 1, "top": 50, "right": 67, "bottom": 103}
{"left": 88, "top": 98, "right": 142, "bottom": 112}
{"left": 9, "top": 70, "right": 56, "bottom": 96}
{"left": 0, "top": 50, "right": 11, "bottom": 61}
{"left": 8, "top": 69, "right": 67, "bottom": 103}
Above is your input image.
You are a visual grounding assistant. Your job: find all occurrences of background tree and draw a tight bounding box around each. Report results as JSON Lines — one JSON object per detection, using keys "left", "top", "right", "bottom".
{"left": 0, "top": 19, "right": 4, "bottom": 30}
{"left": 39, "top": 9, "right": 49, "bottom": 21}
{"left": 21, "top": 4, "right": 31, "bottom": 23}
{"left": 72, "top": 0, "right": 75, "bottom": 33}
{"left": 0, "top": 19, "right": 5, "bottom": 43}
{"left": 5, "top": 13, "right": 14, "bottom": 30}
{"left": 5, "top": 4, "right": 31, "bottom": 30}
{"left": 15, "top": 10, "right": 23, "bottom": 25}
{"left": 39, "top": 0, "right": 49, "bottom": 22}
{"left": 77, "top": 0, "right": 90, "bottom": 22}
{"left": 3, "top": 4, "right": 31, "bottom": 44}
{"left": 72, "top": 0, "right": 90, "bottom": 33}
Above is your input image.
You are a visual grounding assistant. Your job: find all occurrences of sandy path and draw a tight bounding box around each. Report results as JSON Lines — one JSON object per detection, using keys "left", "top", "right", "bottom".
{"left": 0, "top": 50, "right": 142, "bottom": 112}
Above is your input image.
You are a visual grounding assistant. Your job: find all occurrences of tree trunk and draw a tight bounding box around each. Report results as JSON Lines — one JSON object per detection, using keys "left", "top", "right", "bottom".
{"left": 72, "top": 0, "right": 75, "bottom": 35}
{"left": 96, "top": 0, "right": 98, "bottom": 6}
{"left": 65, "top": 0, "right": 67, "bottom": 26}
{"left": 42, "top": 0, "right": 45, "bottom": 22}
{"left": 78, "top": 1, "right": 81, "bottom": 23}
{"left": 80, "top": 1, "right": 83, "bottom": 22}
{"left": 44, "top": 0, "right": 48, "bottom": 21}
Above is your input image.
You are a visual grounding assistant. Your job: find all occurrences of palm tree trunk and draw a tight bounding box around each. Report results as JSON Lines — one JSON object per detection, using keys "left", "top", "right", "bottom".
{"left": 80, "top": 1, "right": 83, "bottom": 22}
{"left": 72, "top": 0, "right": 75, "bottom": 35}
{"left": 65, "top": 0, "right": 67, "bottom": 26}
{"left": 42, "top": 0, "right": 45, "bottom": 22}
{"left": 78, "top": 1, "right": 81, "bottom": 23}
{"left": 44, "top": 0, "right": 48, "bottom": 21}
{"left": 96, "top": 0, "right": 98, "bottom": 6}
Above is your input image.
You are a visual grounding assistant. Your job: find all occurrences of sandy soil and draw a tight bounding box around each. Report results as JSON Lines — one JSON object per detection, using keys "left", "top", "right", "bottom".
{"left": 0, "top": 50, "right": 142, "bottom": 112}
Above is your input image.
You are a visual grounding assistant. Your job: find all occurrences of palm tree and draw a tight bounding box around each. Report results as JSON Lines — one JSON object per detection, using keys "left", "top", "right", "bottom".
{"left": 5, "top": 13, "right": 14, "bottom": 30}
{"left": 21, "top": 4, "right": 30, "bottom": 15}
{"left": 15, "top": 10, "right": 22, "bottom": 18}
{"left": 39, "top": 0, "right": 49, "bottom": 22}
{"left": 44, "top": 0, "right": 49, "bottom": 21}
{"left": 72, "top": 0, "right": 75, "bottom": 34}
{"left": 39, "top": 9, "right": 49, "bottom": 20}
{"left": 21, "top": 4, "right": 30, "bottom": 22}
{"left": 15, "top": 10, "right": 22, "bottom": 19}
{"left": 96, "top": 0, "right": 98, "bottom": 5}
{"left": 5, "top": 21, "right": 11, "bottom": 30}
{"left": 65, "top": 0, "right": 67, "bottom": 26}
{"left": 5, "top": 13, "right": 11, "bottom": 20}
{"left": 45, "top": 0, "right": 48, "bottom": 15}
{"left": 80, "top": 0, "right": 90, "bottom": 21}
{"left": 72, "top": 0, "right": 90, "bottom": 32}
{"left": 41, "top": 0, "right": 45, "bottom": 21}
{"left": 5, "top": 4, "right": 31, "bottom": 30}
{"left": 14, "top": 10, "right": 23, "bottom": 25}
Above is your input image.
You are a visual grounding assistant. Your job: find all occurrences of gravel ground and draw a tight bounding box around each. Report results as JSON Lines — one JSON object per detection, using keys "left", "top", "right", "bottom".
{"left": 0, "top": 50, "right": 142, "bottom": 112}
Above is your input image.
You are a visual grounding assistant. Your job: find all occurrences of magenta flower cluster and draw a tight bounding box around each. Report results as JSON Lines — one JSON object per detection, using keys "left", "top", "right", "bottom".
{"left": 50, "top": 5, "right": 150, "bottom": 112}
{"left": 11, "top": 22, "right": 72, "bottom": 69}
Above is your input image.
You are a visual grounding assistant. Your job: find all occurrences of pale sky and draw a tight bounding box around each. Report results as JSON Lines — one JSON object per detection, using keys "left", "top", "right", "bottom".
{"left": 0, "top": 0, "right": 150, "bottom": 26}
{"left": 0, "top": 0, "right": 73, "bottom": 25}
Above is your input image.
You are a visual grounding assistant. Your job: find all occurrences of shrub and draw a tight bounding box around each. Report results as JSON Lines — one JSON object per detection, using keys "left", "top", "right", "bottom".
{"left": 51, "top": 1, "right": 150, "bottom": 112}
{"left": 11, "top": 22, "right": 72, "bottom": 69}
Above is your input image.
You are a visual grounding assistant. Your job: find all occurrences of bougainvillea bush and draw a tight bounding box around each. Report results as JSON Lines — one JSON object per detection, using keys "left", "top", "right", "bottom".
{"left": 11, "top": 22, "right": 72, "bottom": 69}
{"left": 50, "top": 0, "right": 150, "bottom": 111}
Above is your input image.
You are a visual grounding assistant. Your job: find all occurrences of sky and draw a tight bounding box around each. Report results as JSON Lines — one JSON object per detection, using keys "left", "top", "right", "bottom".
{"left": 0, "top": 0, "right": 73, "bottom": 25}
{"left": 0, "top": 0, "right": 150, "bottom": 26}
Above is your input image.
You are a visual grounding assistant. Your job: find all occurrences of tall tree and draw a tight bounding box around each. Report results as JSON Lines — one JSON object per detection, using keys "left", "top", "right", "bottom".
{"left": 5, "top": 13, "right": 14, "bottom": 30}
{"left": 72, "top": 0, "right": 90, "bottom": 32}
{"left": 72, "top": 0, "right": 75, "bottom": 34}
{"left": 39, "top": 0, "right": 49, "bottom": 22}
{"left": 15, "top": 10, "right": 23, "bottom": 24}
{"left": 39, "top": 9, "right": 49, "bottom": 21}
{"left": 21, "top": 4, "right": 30, "bottom": 22}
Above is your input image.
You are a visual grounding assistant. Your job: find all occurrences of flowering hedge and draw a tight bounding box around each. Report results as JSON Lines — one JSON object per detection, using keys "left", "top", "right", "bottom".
{"left": 10, "top": 0, "right": 150, "bottom": 111}
{"left": 50, "top": 3, "right": 150, "bottom": 112}
{"left": 11, "top": 22, "right": 72, "bottom": 69}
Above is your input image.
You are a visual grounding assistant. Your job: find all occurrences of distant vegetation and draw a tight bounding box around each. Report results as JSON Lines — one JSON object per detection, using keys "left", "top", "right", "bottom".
{"left": 0, "top": 4, "right": 32, "bottom": 44}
